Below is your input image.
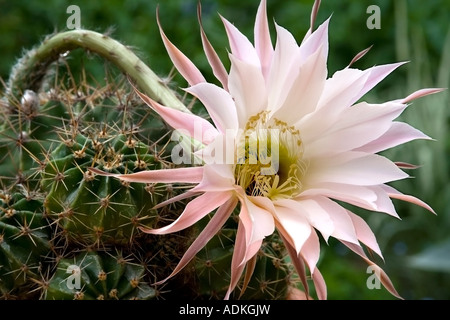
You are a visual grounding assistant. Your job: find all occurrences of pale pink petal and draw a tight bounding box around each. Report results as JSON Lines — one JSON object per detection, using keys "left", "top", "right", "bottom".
{"left": 309, "top": 0, "right": 322, "bottom": 32}
{"left": 395, "top": 162, "right": 421, "bottom": 169}
{"left": 312, "top": 267, "right": 327, "bottom": 300}
{"left": 275, "top": 198, "right": 334, "bottom": 242}
{"left": 154, "top": 197, "right": 238, "bottom": 285}
{"left": 225, "top": 219, "right": 247, "bottom": 300}
{"left": 355, "top": 121, "right": 432, "bottom": 153}
{"left": 135, "top": 89, "right": 219, "bottom": 144}
{"left": 228, "top": 55, "right": 267, "bottom": 125}
{"left": 299, "top": 17, "right": 329, "bottom": 62}
{"left": 152, "top": 191, "right": 200, "bottom": 210}
{"left": 142, "top": 191, "right": 233, "bottom": 235}
{"left": 157, "top": 10, "right": 205, "bottom": 86}
{"left": 306, "top": 101, "right": 406, "bottom": 158}
{"left": 242, "top": 196, "right": 276, "bottom": 251}
{"left": 401, "top": 88, "right": 445, "bottom": 104}
{"left": 89, "top": 167, "right": 203, "bottom": 184}
{"left": 315, "top": 196, "right": 359, "bottom": 244}
{"left": 267, "top": 23, "right": 300, "bottom": 110}
{"left": 281, "top": 234, "right": 310, "bottom": 298}
{"left": 254, "top": 0, "right": 273, "bottom": 80}
{"left": 355, "top": 62, "right": 406, "bottom": 104}
{"left": 198, "top": 3, "right": 229, "bottom": 90}
{"left": 308, "top": 153, "right": 409, "bottom": 186}
{"left": 240, "top": 255, "right": 258, "bottom": 299}
{"left": 300, "top": 227, "right": 321, "bottom": 273}
{"left": 272, "top": 44, "right": 327, "bottom": 122}
{"left": 185, "top": 83, "right": 239, "bottom": 133}
{"left": 316, "top": 67, "right": 368, "bottom": 112}
{"left": 346, "top": 210, "right": 383, "bottom": 259}
{"left": 221, "top": 15, "right": 260, "bottom": 67}
{"left": 299, "top": 68, "right": 370, "bottom": 142}
{"left": 272, "top": 204, "right": 311, "bottom": 254}
{"left": 341, "top": 240, "right": 402, "bottom": 299}
{"left": 192, "top": 164, "right": 236, "bottom": 192}
{"left": 382, "top": 185, "right": 436, "bottom": 214}
{"left": 301, "top": 183, "right": 399, "bottom": 218}
{"left": 348, "top": 45, "right": 373, "bottom": 68}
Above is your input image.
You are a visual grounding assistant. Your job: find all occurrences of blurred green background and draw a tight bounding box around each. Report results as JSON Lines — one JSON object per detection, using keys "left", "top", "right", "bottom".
{"left": 0, "top": 0, "right": 449, "bottom": 300}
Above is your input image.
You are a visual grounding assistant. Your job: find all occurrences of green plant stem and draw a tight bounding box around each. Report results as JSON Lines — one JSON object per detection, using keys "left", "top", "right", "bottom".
{"left": 6, "top": 29, "right": 190, "bottom": 113}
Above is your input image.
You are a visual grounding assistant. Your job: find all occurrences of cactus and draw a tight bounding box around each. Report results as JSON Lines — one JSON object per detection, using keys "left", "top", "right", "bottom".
{"left": 45, "top": 250, "right": 156, "bottom": 300}
{"left": 0, "top": 187, "right": 51, "bottom": 299}
{"left": 0, "top": 28, "right": 295, "bottom": 300}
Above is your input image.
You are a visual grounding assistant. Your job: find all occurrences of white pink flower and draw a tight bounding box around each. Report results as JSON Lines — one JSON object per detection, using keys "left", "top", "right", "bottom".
{"left": 92, "top": 0, "right": 441, "bottom": 299}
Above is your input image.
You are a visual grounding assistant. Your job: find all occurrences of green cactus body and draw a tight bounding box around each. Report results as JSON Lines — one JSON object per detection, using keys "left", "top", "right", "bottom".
{"left": 42, "top": 131, "right": 163, "bottom": 246}
{"left": 0, "top": 191, "right": 51, "bottom": 297}
{"left": 45, "top": 251, "right": 156, "bottom": 300}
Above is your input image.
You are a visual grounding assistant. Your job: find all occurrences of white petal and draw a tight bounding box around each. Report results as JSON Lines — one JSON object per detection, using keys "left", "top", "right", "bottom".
{"left": 272, "top": 43, "right": 327, "bottom": 123}
{"left": 228, "top": 55, "right": 267, "bottom": 125}
{"left": 273, "top": 204, "right": 311, "bottom": 254}
{"left": 307, "top": 152, "right": 409, "bottom": 186}
{"left": 186, "top": 83, "right": 239, "bottom": 133}
{"left": 356, "top": 121, "right": 432, "bottom": 153}
{"left": 275, "top": 197, "right": 334, "bottom": 242}
{"left": 267, "top": 24, "right": 300, "bottom": 111}
{"left": 302, "top": 183, "right": 399, "bottom": 218}
{"left": 306, "top": 101, "right": 406, "bottom": 158}
{"left": 221, "top": 15, "right": 260, "bottom": 67}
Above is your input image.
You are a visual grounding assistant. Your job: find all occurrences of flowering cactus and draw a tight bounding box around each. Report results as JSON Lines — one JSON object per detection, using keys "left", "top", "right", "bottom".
{"left": 93, "top": 0, "right": 441, "bottom": 299}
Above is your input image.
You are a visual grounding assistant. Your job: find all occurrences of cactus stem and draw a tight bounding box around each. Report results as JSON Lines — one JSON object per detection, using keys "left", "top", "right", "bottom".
{"left": 5, "top": 30, "right": 190, "bottom": 114}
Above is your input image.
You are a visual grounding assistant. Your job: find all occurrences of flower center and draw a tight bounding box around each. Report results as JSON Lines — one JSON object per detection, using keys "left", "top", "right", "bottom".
{"left": 234, "top": 112, "right": 308, "bottom": 200}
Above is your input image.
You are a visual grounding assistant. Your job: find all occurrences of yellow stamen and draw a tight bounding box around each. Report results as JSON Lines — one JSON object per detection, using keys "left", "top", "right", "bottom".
{"left": 234, "top": 112, "right": 308, "bottom": 200}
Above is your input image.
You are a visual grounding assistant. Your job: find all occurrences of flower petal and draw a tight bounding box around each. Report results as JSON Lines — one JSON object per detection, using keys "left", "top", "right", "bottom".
{"left": 89, "top": 166, "right": 203, "bottom": 184}
{"left": 301, "top": 183, "right": 399, "bottom": 218}
{"left": 241, "top": 196, "right": 276, "bottom": 251}
{"left": 157, "top": 9, "right": 206, "bottom": 86}
{"left": 142, "top": 191, "right": 233, "bottom": 234}
{"left": 273, "top": 204, "right": 311, "bottom": 254}
{"left": 400, "top": 88, "right": 445, "bottom": 104}
{"left": 267, "top": 23, "right": 300, "bottom": 110}
{"left": 228, "top": 55, "right": 267, "bottom": 126}
{"left": 341, "top": 240, "right": 402, "bottom": 299}
{"left": 154, "top": 197, "right": 238, "bottom": 286}
{"left": 356, "top": 121, "right": 431, "bottom": 153}
{"left": 275, "top": 197, "right": 334, "bottom": 242}
{"left": 300, "top": 227, "right": 321, "bottom": 273}
{"left": 308, "top": 153, "right": 409, "bottom": 186}
{"left": 346, "top": 210, "right": 383, "bottom": 259}
{"left": 225, "top": 219, "right": 252, "bottom": 300}
{"left": 306, "top": 101, "right": 406, "bottom": 158}
{"left": 312, "top": 267, "right": 327, "bottom": 300}
{"left": 221, "top": 15, "right": 260, "bottom": 67}
{"left": 185, "top": 83, "right": 239, "bottom": 133}
{"left": 382, "top": 185, "right": 435, "bottom": 214}
{"left": 254, "top": 0, "right": 273, "bottom": 80}
{"left": 193, "top": 164, "right": 236, "bottom": 192}
{"left": 299, "top": 17, "right": 329, "bottom": 63}
{"left": 198, "top": 3, "right": 229, "bottom": 90}
{"left": 135, "top": 89, "right": 219, "bottom": 144}
{"left": 272, "top": 43, "right": 327, "bottom": 123}
{"left": 315, "top": 196, "right": 359, "bottom": 244}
